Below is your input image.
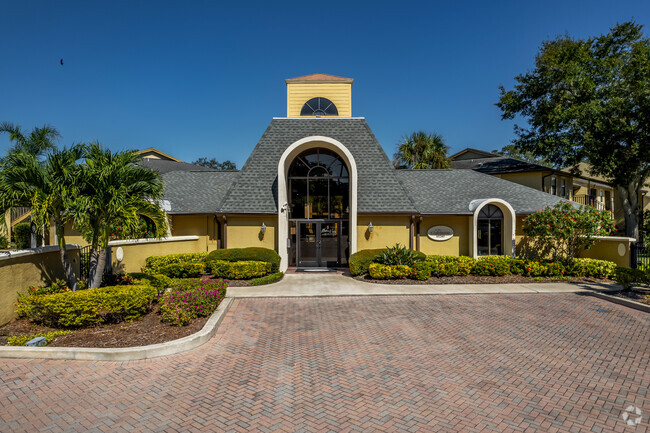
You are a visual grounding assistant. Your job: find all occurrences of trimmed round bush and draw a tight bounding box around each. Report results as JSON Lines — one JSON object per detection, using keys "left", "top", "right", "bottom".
{"left": 368, "top": 263, "right": 411, "bottom": 279}
{"left": 142, "top": 252, "right": 209, "bottom": 274}
{"left": 209, "top": 260, "right": 271, "bottom": 279}
{"left": 157, "top": 262, "right": 206, "bottom": 278}
{"left": 349, "top": 249, "right": 385, "bottom": 276}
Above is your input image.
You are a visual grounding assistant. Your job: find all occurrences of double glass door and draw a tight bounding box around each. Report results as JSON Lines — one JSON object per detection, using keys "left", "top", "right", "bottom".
{"left": 297, "top": 221, "right": 347, "bottom": 267}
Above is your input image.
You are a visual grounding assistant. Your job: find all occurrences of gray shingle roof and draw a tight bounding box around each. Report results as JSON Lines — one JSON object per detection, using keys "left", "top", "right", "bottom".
{"left": 140, "top": 158, "right": 217, "bottom": 174}
{"left": 162, "top": 171, "right": 240, "bottom": 214}
{"left": 219, "top": 118, "right": 417, "bottom": 214}
{"left": 396, "top": 169, "right": 565, "bottom": 214}
{"left": 451, "top": 156, "right": 551, "bottom": 174}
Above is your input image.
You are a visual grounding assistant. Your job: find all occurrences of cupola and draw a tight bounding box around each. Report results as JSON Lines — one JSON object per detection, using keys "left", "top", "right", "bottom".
{"left": 285, "top": 74, "right": 353, "bottom": 118}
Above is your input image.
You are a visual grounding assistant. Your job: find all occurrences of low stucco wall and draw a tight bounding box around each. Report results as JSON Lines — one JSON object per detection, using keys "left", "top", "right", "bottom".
{"left": 226, "top": 215, "right": 276, "bottom": 250}
{"left": 418, "top": 216, "right": 470, "bottom": 256}
{"left": 110, "top": 236, "right": 204, "bottom": 274}
{"left": 357, "top": 215, "right": 411, "bottom": 250}
{"left": 170, "top": 214, "right": 219, "bottom": 252}
{"left": 578, "top": 236, "right": 635, "bottom": 268}
{"left": 0, "top": 246, "right": 81, "bottom": 326}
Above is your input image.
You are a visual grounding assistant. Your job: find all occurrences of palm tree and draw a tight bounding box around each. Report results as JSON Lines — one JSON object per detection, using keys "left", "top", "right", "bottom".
{"left": 74, "top": 143, "right": 168, "bottom": 288}
{"left": 0, "top": 146, "right": 84, "bottom": 290}
{"left": 0, "top": 122, "right": 60, "bottom": 158}
{"left": 392, "top": 131, "right": 450, "bottom": 169}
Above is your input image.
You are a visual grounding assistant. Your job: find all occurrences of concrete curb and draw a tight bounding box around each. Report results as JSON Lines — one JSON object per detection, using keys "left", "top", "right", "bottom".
{"left": 587, "top": 291, "right": 650, "bottom": 313}
{"left": 0, "top": 297, "right": 233, "bottom": 361}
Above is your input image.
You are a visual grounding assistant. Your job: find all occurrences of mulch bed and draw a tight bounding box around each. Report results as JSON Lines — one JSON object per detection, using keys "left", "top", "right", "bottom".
{"left": 0, "top": 304, "right": 210, "bottom": 348}
{"left": 354, "top": 274, "right": 614, "bottom": 285}
{"left": 611, "top": 290, "right": 650, "bottom": 305}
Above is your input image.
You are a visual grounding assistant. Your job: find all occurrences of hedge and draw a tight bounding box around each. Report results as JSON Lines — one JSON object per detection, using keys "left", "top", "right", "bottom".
{"left": 130, "top": 273, "right": 173, "bottom": 294}
{"left": 14, "top": 222, "right": 31, "bottom": 249}
{"left": 368, "top": 263, "right": 411, "bottom": 279}
{"left": 206, "top": 248, "right": 280, "bottom": 272}
{"left": 250, "top": 272, "right": 285, "bottom": 286}
{"left": 142, "top": 252, "right": 209, "bottom": 274}
{"left": 349, "top": 249, "right": 385, "bottom": 276}
{"left": 157, "top": 262, "right": 206, "bottom": 278}
{"left": 209, "top": 260, "right": 270, "bottom": 279}
{"left": 15, "top": 285, "right": 158, "bottom": 328}
{"left": 7, "top": 331, "right": 72, "bottom": 346}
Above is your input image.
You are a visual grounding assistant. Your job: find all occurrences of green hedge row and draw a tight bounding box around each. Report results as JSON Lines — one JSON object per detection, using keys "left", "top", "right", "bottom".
{"left": 206, "top": 248, "right": 280, "bottom": 272}
{"left": 250, "top": 272, "right": 284, "bottom": 286}
{"left": 142, "top": 252, "right": 209, "bottom": 274}
{"left": 16, "top": 285, "right": 158, "bottom": 328}
{"left": 209, "top": 260, "right": 271, "bottom": 279}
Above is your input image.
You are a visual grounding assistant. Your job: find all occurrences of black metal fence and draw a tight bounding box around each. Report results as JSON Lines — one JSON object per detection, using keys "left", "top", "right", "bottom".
{"left": 79, "top": 245, "right": 92, "bottom": 279}
{"left": 631, "top": 242, "right": 649, "bottom": 269}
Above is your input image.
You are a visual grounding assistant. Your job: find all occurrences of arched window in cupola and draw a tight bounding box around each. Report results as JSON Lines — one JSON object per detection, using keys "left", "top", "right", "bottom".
{"left": 300, "top": 97, "right": 338, "bottom": 117}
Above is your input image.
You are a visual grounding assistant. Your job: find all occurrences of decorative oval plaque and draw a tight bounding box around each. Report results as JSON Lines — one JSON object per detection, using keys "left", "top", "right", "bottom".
{"left": 115, "top": 247, "right": 124, "bottom": 262}
{"left": 427, "top": 225, "right": 454, "bottom": 241}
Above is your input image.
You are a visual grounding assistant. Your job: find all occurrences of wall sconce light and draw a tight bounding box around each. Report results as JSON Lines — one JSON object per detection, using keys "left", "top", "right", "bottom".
{"left": 261, "top": 222, "right": 266, "bottom": 235}
{"left": 368, "top": 222, "right": 373, "bottom": 233}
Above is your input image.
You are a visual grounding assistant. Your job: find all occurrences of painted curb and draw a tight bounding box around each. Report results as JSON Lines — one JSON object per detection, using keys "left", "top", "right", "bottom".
{"left": 587, "top": 291, "right": 650, "bottom": 313}
{"left": 0, "top": 298, "right": 233, "bottom": 361}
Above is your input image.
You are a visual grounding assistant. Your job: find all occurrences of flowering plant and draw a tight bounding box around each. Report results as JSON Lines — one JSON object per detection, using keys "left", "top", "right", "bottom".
{"left": 159, "top": 278, "right": 227, "bottom": 326}
{"left": 522, "top": 202, "right": 615, "bottom": 262}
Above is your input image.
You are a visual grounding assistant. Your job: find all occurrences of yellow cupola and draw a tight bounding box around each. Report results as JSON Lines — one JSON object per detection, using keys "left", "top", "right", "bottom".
{"left": 285, "top": 73, "right": 353, "bottom": 118}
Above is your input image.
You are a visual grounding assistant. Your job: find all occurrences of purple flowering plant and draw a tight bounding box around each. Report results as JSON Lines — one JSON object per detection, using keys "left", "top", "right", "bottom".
{"left": 159, "top": 278, "right": 228, "bottom": 326}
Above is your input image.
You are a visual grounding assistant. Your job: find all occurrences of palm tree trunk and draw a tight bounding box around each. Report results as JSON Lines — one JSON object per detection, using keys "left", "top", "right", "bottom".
{"left": 89, "top": 248, "right": 107, "bottom": 289}
{"left": 55, "top": 219, "right": 78, "bottom": 291}
{"left": 88, "top": 247, "right": 99, "bottom": 287}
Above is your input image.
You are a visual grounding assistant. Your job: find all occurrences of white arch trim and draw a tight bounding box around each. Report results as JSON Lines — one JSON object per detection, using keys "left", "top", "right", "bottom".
{"left": 277, "top": 136, "right": 358, "bottom": 271}
{"left": 469, "top": 198, "right": 517, "bottom": 258}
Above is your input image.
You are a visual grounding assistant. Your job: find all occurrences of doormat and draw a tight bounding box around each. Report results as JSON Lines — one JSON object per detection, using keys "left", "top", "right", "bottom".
{"left": 295, "top": 268, "right": 338, "bottom": 273}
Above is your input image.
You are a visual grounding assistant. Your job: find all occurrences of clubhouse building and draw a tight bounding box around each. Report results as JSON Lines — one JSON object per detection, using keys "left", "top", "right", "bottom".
{"left": 136, "top": 74, "right": 568, "bottom": 272}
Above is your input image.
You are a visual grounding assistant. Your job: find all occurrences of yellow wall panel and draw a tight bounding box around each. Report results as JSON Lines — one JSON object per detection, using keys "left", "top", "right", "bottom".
{"left": 418, "top": 216, "right": 470, "bottom": 256}
{"left": 356, "top": 215, "right": 410, "bottom": 250}
{"left": 287, "top": 83, "right": 352, "bottom": 117}
{"left": 226, "top": 215, "right": 276, "bottom": 250}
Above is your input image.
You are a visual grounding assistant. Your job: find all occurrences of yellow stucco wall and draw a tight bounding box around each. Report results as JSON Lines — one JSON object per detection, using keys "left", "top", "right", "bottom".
{"left": 170, "top": 214, "right": 219, "bottom": 252}
{"left": 578, "top": 237, "right": 632, "bottom": 268}
{"left": 418, "top": 216, "right": 470, "bottom": 256}
{"left": 226, "top": 215, "right": 276, "bottom": 250}
{"left": 287, "top": 83, "right": 352, "bottom": 117}
{"left": 0, "top": 247, "right": 81, "bottom": 326}
{"left": 110, "top": 238, "right": 205, "bottom": 274}
{"left": 497, "top": 173, "right": 544, "bottom": 191}
{"left": 357, "top": 215, "right": 411, "bottom": 250}
{"left": 58, "top": 221, "right": 88, "bottom": 246}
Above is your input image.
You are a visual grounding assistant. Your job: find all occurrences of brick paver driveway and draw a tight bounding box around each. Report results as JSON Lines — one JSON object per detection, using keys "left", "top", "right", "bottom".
{"left": 1, "top": 293, "right": 649, "bottom": 432}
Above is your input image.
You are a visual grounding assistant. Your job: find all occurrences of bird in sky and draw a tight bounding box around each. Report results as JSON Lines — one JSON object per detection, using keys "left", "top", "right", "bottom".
{"left": 60, "top": 58, "right": 63, "bottom": 65}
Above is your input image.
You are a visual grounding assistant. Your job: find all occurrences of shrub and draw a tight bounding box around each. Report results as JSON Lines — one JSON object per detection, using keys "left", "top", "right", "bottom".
{"left": 614, "top": 267, "right": 648, "bottom": 290}
{"left": 375, "top": 244, "right": 425, "bottom": 267}
{"left": 521, "top": 260, "right": 547, "bottom": 277}
{"left": 102, "top": 272, "right": 134, "bottom": 286}
{"left": 15, "top": 285, "right": 157, "bottom": 328}
{"left": 7, "top": 331, "right": 72, "bottom": 346}
{"left": 425, "top": 256, "right": 476, "bottom": 276}
{"left": 409, "top": 263, "right": 430, "bottom": 280}
{"left": 569, "top": 258, "right": 616, "bottom": 278}
{"left": 14, "top": 222, "right": 32, "bottom": 249}
{"left": 209, "top": 260, "right": 270, "bottom": 279}
{"left": 349, "top": 249, "right": 385, "bottom": 276}
{"left": 206, "top": 248, "right": 281, "bottom": 272}
{"left": 472, "top": 256, "right": 512, "bottom": 276}
{"left": 250, "top": 272, "right": 284, "bottom": 286}
{"left": 368, "top": 263, "right": 411, "bottom": 279}
{"left": 157, "top": 262, "right": 206, "bottom": 278}
{"left": 0, "top": 234, "right": 8, "bottom": 249}
{"left": 26, "top": 279, "right": 71, "bottom": 296}
{"left": 142, "top": 252, "right": 209, "bottom": 274}
{"left": 130, "top": 273, "right": 172, "bottom": 294}
{"left": 159, "top": 278, "right": 227, "bottom": 326}
{"left": 522, "top": 202, "right": 615, "bottom": 261}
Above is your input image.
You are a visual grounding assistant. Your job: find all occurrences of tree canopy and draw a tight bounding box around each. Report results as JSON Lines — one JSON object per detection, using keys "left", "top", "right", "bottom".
{"left": 192, "top": 157, "right": 237, "bottom": 170}
{"left": 497, "top": 21, "right": 650, "bottom": 238}
{"left": 0, "top": 122, "right": 60, "bottom": 159}
{"left": 393, "top": 131, "right": 450, "bottom": 169}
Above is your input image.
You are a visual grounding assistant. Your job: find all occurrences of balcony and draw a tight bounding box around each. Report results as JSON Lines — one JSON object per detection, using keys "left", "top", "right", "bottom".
{"left": 573, "top": 194, "right": 612, "bottom": 212}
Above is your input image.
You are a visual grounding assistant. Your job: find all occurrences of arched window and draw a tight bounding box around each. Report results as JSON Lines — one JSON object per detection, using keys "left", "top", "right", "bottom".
{"left": 288, "top": 148, "right": 349, "bottom": 219}
{"left": 477, "top": 204, "right": 503, "bottom": 256}
{"left": 300, "top": 97, "right": 338, "bottom": 117}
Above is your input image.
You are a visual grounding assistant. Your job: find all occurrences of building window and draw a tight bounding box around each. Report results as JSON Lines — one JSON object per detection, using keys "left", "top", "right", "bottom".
{"left": 300, "top": 97, "right": 338, "bottom": 117}
{"left": 561, "top": 179, "right": 566, "bottom": 197}
{"left": 477, "top": 204, "right": 503, "bottom": 256}
{"left": 551, "top": 177, "right": 557, "bottom": 195}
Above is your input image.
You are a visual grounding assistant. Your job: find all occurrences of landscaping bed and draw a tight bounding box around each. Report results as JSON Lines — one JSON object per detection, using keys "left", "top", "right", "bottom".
{"left": 0, "top": 303, "right": 210, "bottom": 348}
{"left": 610, "top": 290, "right": 650, "bottom": 305}
{"left": 354, "top": 274, "right": 613, "bottom": 285}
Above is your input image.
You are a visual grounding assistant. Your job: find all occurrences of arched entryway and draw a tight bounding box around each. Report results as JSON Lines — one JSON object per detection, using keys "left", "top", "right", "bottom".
{"left": 469, "top": 199, "right": 516, "bottom": 258}
{"left": 277, "top": 137, "right": 358, "bottom": 271}
{"left": 288, "top": 148, "right": 350, "bottom": 267}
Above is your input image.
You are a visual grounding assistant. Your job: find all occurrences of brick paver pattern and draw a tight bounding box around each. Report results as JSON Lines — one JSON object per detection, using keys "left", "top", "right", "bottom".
{"left": 1, "top": 293, "right": 649, "bottom": 432}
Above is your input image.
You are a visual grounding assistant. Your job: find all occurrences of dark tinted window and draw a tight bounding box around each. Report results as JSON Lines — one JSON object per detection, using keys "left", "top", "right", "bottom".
{"left": 300, "top": 97, "right": 339, "bottom": 116}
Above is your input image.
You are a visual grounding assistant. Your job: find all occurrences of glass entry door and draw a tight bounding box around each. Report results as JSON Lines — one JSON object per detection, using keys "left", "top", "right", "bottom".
{"left": 297, "top": 221, "right": 347, "bottom": 267}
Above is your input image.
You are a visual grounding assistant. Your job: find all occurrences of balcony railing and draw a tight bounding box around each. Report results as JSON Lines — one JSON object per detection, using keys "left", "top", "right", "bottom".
{"left": 10, "top": 207, "right": 31, "bottom": 224}
{"left": 573, "top": 194, "right": 612, "bottom": 212}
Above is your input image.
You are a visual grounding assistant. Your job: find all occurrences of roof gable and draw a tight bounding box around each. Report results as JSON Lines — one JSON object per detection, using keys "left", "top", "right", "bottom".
{"left": 449, "top": 148, "right": 497, "bottom": 161}
{"left": 285, "top": 74, "right": 354, "bottom": 84}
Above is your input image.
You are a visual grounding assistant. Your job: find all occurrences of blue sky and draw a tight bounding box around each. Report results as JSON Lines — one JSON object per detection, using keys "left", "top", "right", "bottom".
{"left": 1, "top": 0, "right": 649, "bottom": 168}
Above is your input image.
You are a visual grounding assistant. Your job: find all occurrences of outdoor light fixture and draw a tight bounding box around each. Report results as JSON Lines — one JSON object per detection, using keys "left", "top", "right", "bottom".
{"left": 261, "top": 222, "right": 266, "bottom": 234}
{"left": 368, "top": 222, "right": 373, "bottom": 233}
